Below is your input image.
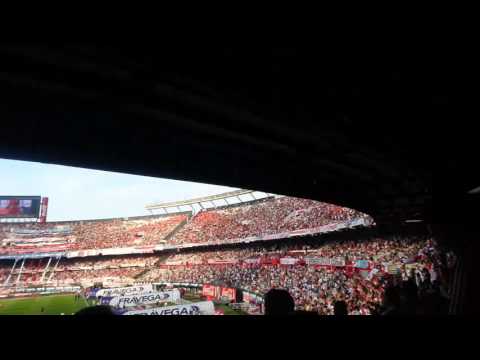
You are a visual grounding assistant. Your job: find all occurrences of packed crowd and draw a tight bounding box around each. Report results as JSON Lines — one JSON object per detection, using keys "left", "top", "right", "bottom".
{"left": 0, "top": 258, "right": 49, "bottom": 285}
{"left": 0, "top": 255, "right": 160, "bottom": 286}
{"left": 51, "top": 267, "right": 143, "bottom": 284}
{"left": 0, "top": 215, "right": 187, "bottom": 254}
{"left": 0, "top": 197, "right": 373, "bottom": 255}
{"left": 56, "top": 255, "right": 159, "bottom": 271}
{"left": 0, "top": 265, "right": 10, "bottom": 283}
{"left": 169, "top": 197, "right": 371, "bottom": 245}
{"left": 157, "top": 236, "right": 436, "bottom": 268}
{"left": 139, "top": 235, "right": 452, "bottom": 315}
{"left": 1, "top": 230, "right": 454, "bottom": 314}
{"left": 68, "top": 215, "right": 187, "bottom": 250}
{"left": 149, "top": 266, "right": 384, "bottom": 315}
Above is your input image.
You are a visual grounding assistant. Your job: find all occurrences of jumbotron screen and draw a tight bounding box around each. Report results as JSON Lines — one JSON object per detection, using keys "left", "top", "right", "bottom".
{"left": 0, "top": 196, "right": 41, "bottom": 218}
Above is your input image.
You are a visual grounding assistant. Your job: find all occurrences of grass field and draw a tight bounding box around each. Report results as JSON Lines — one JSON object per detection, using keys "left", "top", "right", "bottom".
{"left": 214, "top": 303, "right": 247, "bottom": 315}
{"left": 182, "top": 292, "right": 247, "bottom": 315}
{"left": 0, "top": 292, "right": 248, "bottom": 315}
{"left": 0, "top": 294, "right": 88, "bottom": 315}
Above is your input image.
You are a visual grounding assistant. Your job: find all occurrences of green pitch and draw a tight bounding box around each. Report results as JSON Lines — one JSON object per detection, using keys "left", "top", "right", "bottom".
{"left": 182, "top": 292, "right": 247, "bottom": 315}
{"left": 0, "top": 294, "right": 89, "bottom": 315}
{"left": 214, "top": 303, "right": 247, "bottom": 315}
{"left": 0, "top": 292, "right": 248, "bottom": 315}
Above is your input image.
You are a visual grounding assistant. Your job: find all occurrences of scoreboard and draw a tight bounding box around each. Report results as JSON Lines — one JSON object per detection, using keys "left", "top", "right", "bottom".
{"left": 0, "top": 196, "right": 41, "bottom": 219}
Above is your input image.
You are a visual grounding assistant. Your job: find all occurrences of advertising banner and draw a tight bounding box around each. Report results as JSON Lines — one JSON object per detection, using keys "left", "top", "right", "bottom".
{"left": 65, "top": 249, "right": 101, "bottom": 258}
{"left": 98, "top": 248, "right": 135, "bottom": 256}
{"left": 66, "top": 246, "right": 155, "bottom": 258}
{"left": 207, "top": 259, "right": 238, "bottom": 265}
{"left": 5, "top": 237, "right": 70, "bottom": 246}
{"left": 123, "top": 301, "right": 215, "bottom": 315}
{"left": 261, "top": 233, "right": 287, "bottom": 241}
{"left": 11, "top": 227, "right": 72, "bottom": 236}
{"left": 304, "top": 256, "right": 346, "bottom": 267}
{"left": 287, "top": 229, "right": 312, "bottom": 237}
{"left": 96, "top": 284, "right": 153, "bottom": 298}
{"left": 0, "top": 252, "right": 64, "bottom": 260}
{"left": 109, "top": 290, "right": 181, "bottom": 308}
{"left": 202, "top": 284, "right": 219, "bottom": 298}
{"left": 220, "top": 287, "right": 236, "bottom": 302}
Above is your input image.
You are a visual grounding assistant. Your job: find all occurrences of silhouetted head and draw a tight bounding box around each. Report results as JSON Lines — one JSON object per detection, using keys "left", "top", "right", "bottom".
{"left": 383, "top": 286, "right": 401, "bottom": 308}
{"left": 334, "top": 301, "right": 348, "bottom": 316}
{"left": 264, "top": 289, "right": 295, "bottom": 315}
{"left": 75, "top": 305, "right": 116, "bottom": 315}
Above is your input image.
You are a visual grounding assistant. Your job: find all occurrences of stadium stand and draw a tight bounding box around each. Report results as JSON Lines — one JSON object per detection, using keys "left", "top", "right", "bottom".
{"left": 0, "top": 214, "right": 188, "bottom": 255}
{"left": 169, "top": 197, "right": 370, "bottom": 245}
{"left": 135, "top": 235, "right": 453, "bottom": 315}
{"left": 0, "top": 227, "right": 454, "bottom": 315}
{"left": 0, "top": 198, "right": 370, "bottom": 255}
{"left": 0, "top": 195, "right": 453, "bottom": 315}
{"left": 68, "top": 215, "right": 188, "bottom": 250}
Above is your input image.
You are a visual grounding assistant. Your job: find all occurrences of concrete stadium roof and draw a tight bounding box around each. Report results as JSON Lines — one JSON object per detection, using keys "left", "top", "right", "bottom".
{"left": 145, "top": 189, "right": 255, "bottom": 210}
{"left": 0, "top": 45, "right": 462, "bottom": 224}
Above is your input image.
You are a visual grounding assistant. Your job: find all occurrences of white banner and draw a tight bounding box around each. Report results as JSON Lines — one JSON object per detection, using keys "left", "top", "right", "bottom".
{"left": 244, "top": 258, "right": 261, "bottom": 264}
{"left": 66, "top": 246, "right": 154, "bottom": 258}
{"left": 280, "top": 257, "right": 298, "bottom": 265}
{"left": 207, "top": 259, "right": 238, "bottom": 265}
{"left": 123, "top": 301, "right": 215, "bottom": 315}
{"left": 65, "top": 249, "right": 101, "bottom": 258}
{"left": 12, "top": 227, "right": 73, "bottom": 236}
{"left": 96, "top": 284, "right": 153, "bottom": 298}
{"left": 305, "top": 256, "right": 346, "bottom": 266}
{"left": 4, "top": 236, "right": 69, "bottom": 244}
{"left": 330, "top": 257, "right": 346, "bottom": 267}
{"left": 109, "top": 290, "right": 180, "bottom": 308}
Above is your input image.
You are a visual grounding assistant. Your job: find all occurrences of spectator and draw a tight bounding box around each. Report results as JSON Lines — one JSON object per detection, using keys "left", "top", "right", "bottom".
{"left": 264, "top": 289, "right": 295, "bottom": 315}
{"left": 380, "top": 287, "right": 402, "bottom": 316}
{"left": 75, "top": 305, "right": 116, "bottom": 315}
{"left": 334, "top": 301, "right": 348, "bottom": 316}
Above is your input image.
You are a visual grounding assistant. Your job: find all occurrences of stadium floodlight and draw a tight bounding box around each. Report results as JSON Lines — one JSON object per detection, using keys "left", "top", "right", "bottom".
{"left": 468, "top": 185, "right": 480, "bottom": 194}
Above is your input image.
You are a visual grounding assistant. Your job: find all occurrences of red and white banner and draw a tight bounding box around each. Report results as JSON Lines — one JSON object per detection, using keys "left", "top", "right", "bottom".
{"left": 207, "top": 259, "right": 238, "bottom": 265}
{"left": 202, "top": 284, "right": 219, "bottom": 298}
{"left": 220, "top": 287, "right": 236, "bottom": 302}
{"left": 243, "top": 258, "right": 261, "bottom": 264}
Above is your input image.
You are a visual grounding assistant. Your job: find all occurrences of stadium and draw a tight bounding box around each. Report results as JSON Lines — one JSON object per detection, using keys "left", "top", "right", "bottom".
{"left": 0, "top": 45, "right": 471, "bottom": 315}
{"left": 0, "top": 191, "right": 448, "bottom": 316}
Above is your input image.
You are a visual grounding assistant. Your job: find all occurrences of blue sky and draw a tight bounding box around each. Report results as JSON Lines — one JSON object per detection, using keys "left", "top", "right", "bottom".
{"left": 0, "top": 158, "right": 268, "bottom": 222}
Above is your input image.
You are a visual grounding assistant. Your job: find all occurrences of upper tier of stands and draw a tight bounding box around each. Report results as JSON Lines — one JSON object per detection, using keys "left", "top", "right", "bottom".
{"left": 168, "top": 196, "right": 370, "bottom": 245}
{"left": 0, "top": 196, "right": 372, "bottom": 256}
